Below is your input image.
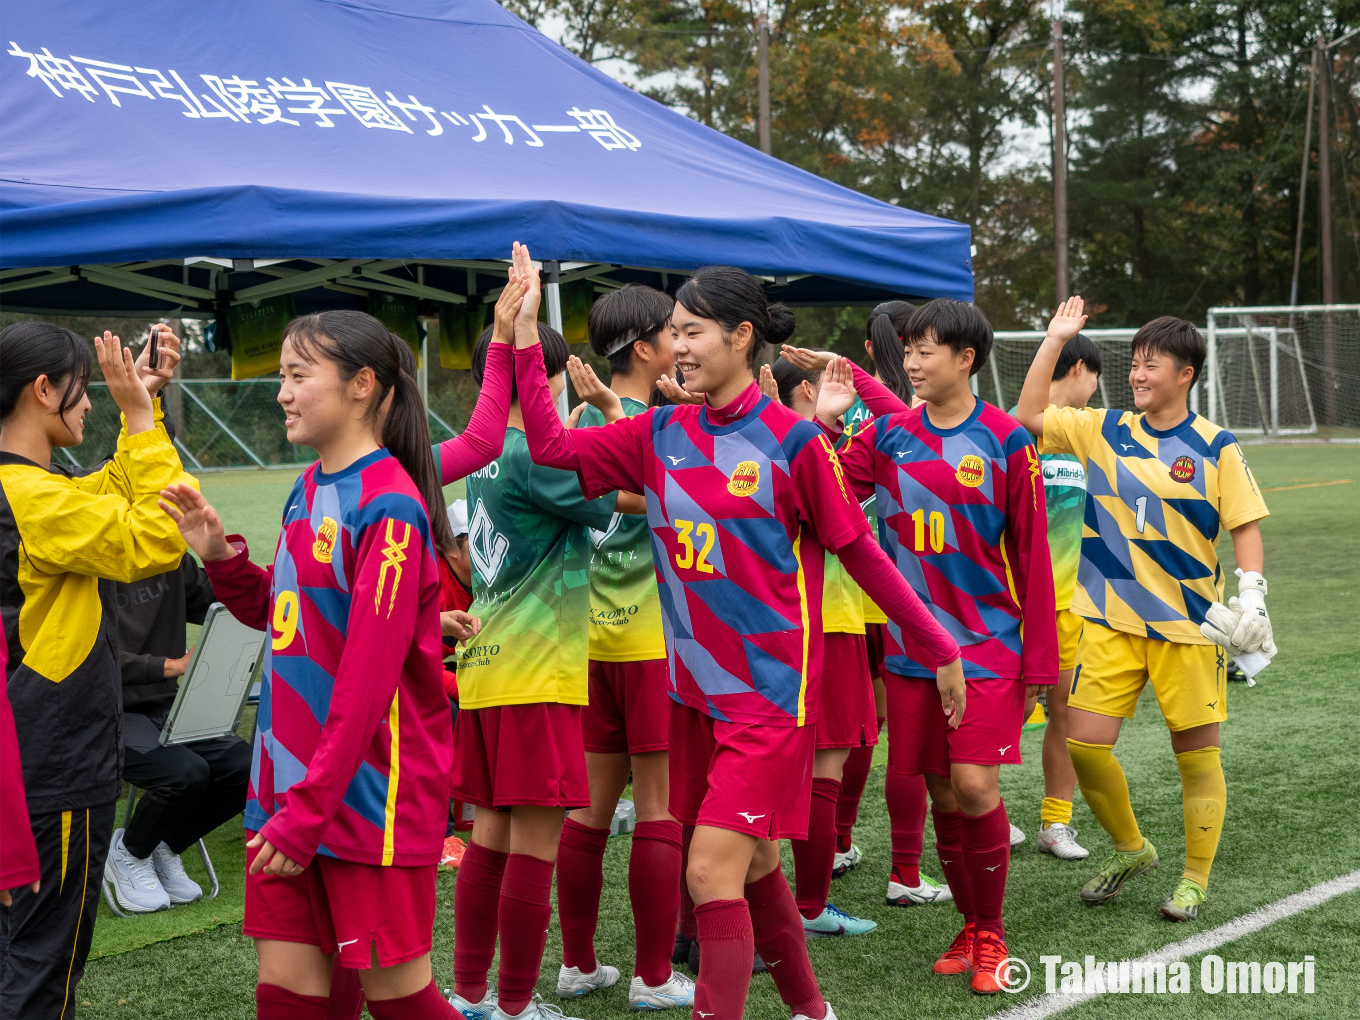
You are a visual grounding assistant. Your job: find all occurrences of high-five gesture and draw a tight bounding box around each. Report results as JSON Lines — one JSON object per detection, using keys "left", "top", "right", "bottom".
{"left": 814, "top": 356, "right": 857, "bottom": 427}
{"left": 655, "top": 372, "right": 705, "bottom": 406}
{"left": 1045, "top": 296, "right": 1087, "bottom": 346}
{"left": 158, "top": 483, "right": 234, "bottom": 562}
{"left": 509, "top": 241, "right": 541, "bottom": 346}
{"left": 779, "top": 345, "right": 835, "bottom": 372}
{"left": 1017, "top": 295, "right": 1088, "bottom": 435}
{"left": 492, "top": 273, "right": 527, "bottom": 346}
{"left": 95, "top": 331, "right": 155, "bottom": 435}
{"left": 566, "top": 356, "right": 626, "bottom": 423}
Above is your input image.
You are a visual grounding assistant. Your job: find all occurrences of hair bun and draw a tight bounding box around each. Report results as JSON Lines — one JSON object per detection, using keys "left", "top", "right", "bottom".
{"left": 767, "top": 303, "right": 797, "bottom": 347}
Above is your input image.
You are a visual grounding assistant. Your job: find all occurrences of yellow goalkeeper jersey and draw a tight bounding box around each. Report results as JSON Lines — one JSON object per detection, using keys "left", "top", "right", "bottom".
{"left": 1041, "top": 406, "right": 1268, "bottom": 645}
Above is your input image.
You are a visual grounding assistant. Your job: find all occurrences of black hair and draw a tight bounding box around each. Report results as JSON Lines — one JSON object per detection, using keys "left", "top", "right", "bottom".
{"left": 865, "top": 300, "right": 915, "bottom": 402}
{"left": 903, "top": 298, "right": 994, "bottom": 376}
{"left": 674, "top": 266, "right": 796, "bottom": 369}
{"left": 0, "top": 321, "right": 93, "bottom": 423}
{"left": 1131, "top": 316, "right": 1205, "bottom": 385}
{"left": 1052, "top": 333, "right": 1104, "bottom": 381}
{"left": 588, "top": 285, "right": 673, "bottom": 378}
{"left": 283, "top": 310, "right": 454, "bottom": 553}
{"left": 471, "top": 322, "right": 568, "bottom": 402}
{"left": 771, "top": 358, "right": 822, "bottom": 409}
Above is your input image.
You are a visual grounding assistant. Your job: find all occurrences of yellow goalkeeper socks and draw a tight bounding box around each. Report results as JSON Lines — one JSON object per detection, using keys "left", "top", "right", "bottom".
{"left": 1067, "top": 740, "right": 1143, "bottom": 852}
{"left": 1176, "top": 746, "right": 1226, "bottom": 889}
{"left": 1040, "top": 796, "right": 1073, "bottom": 829}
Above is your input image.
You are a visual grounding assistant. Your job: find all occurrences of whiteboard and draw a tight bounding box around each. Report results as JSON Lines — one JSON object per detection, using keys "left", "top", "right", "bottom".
{"left": 160, "top": 604, "right": 265, "bottom": 746}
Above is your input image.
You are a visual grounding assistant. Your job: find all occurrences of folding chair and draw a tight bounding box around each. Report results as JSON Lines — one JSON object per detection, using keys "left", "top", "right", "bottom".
{"left": 103, "top": 784, "right": 221, "bottom": 918}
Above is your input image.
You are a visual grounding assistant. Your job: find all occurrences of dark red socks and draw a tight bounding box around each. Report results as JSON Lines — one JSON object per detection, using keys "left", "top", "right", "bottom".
{"left": 555, "top": 818, "right": 610, "bottom": 973}
{"left": 791, "top": 777, "right": 841, "bottom": 920}
{"left": 887, "top": 770, "right": 928, "bottom": 886}
{"left": 324, "top": 965, "right": 364, "bottom": 1020}
{"left": 932, "top": 807, "right": 975, "bottom": 924}
{"left": 693, "top": 899, "right": 754, "bottom": 1020}
{"left": 366, "top": 981, "right": 460, "bottom": 1020}
{"left": 745, "top": 867, "right": 825, "bottom": 1019}
{"left": 453, "top": 840, "right": 508, "bottom": 1002}
{"left": 256, "top": 983, "right": 328, "bottom": 1020}
{"left": 496, "top": 853, "right": 557, "bottom": 1016}
{"left": 835, "top": 745, "right": 874, "bottom": 852}
{"left": 960, "top": 800, "right": 1011, "bottom": 937}
{"left": 631, "top": 819, "right": 683, "bottom": 986}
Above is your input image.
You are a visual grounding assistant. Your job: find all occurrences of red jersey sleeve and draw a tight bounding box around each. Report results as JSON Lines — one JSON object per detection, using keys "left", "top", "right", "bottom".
{"left": 259, "top": 515, "right": 425, "bottom": 867}
{"left": 1004, "top": 439, "right": 1059, "bottom": 684}
{"left": 827, "top": 417, "right": 877, "bottom": 502}
{"left": 202, "top": 535, "right": 273, "bottom": 632}
{"left": 0, "top": 640, "right": 40, "bottom": 891}
{"left": 790, "top": 429, "right": 870, "bottom": 553}
{"left": 437, "top": 341, "right": 511, "bottom": 484}
{"left": 515, "top": 343, "right": 651, "bottom": 499}
{"left": 838, "top": 533, "right": 961, "bottom": 670}
{"left": 849, "top": 362, "right": 910, "bottom": 417}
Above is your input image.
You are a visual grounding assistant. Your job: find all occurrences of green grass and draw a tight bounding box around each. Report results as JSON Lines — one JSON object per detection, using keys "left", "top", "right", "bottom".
{"left": 75, "top": 444, "right": 1360, "bottom": 1018}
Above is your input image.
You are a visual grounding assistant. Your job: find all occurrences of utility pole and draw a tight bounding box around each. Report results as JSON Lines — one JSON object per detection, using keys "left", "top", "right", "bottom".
{"left": 1289, "top": 48, "right": 1317, "bottom": 307}
{"left": 757, "top": 13, "right": 771, "bottom": 155}
{"left": 1052, "top": 7, "right": 1069, "bottom": 303}
{"left": 1318, "top": 35, "right": 1337, "bottom": 426}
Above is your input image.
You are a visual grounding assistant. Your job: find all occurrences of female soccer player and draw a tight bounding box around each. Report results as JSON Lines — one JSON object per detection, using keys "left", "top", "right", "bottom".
{"left": 768, "top": 358, "right": 878, "bottom": 939}
{"left": 159, "top": 293, "right": 520, "bottom": 1020}
{"left": 1, "top": 321, "right": 188, "bottom": 1018}
{"left": 548, "top": 285, "right": 695, "bottom": 1010}
{"left": 507, "top": 242, "right": 963, "bottom": 1020}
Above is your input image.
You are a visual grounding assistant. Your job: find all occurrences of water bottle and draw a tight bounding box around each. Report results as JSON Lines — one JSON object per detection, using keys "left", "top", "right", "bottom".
{"left": 610, "top": 798, "right": 636, "bottom": 836}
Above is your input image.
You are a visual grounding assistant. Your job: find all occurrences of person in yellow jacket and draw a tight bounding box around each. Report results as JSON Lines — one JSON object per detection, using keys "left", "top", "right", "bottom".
{"left": 0, "top": 321, "right": 191, "bottom": 1020}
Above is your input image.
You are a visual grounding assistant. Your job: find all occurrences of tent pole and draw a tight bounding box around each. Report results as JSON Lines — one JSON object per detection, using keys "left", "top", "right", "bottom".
{"left": 545, "top": 260, "right": 568, "bottom": 420}
{"left": 418, "top": 266, "right": 430, "bottom": 409}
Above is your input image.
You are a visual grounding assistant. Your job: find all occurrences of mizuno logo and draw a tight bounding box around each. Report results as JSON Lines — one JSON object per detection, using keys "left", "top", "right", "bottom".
{"left": 698, "top": 1013, "right": 714, "bottom": 1017}
{"left": 338, "top": 938, "right": 359, "bottom": 949}
{"left": 894, "top": 449, "right": 913, "bottom": 460}
{"left": 984, "top": 865, "right": 1002, "bottom": 872}
{"left": 667, "top": 455, "right": 687, "bottom": 465}
{"left": 1119, "top": 443, "right": 1136, "bottom": 451}
{"left": 738, "top": 812, "right": 765, "bottom": 823}
{"left": 1199, "top": 826, "right": 1213, "bottom": 831}
{"left": 998, "top": 745, "right": 1012, "bottom": 754}
{"left": 374, "top": 519, "right": 410, "bottom": 618}
{"left": 765, "top": 960, "right": 781, "bottom": 967}
{"left": 1207, "top": 700, "right": 1218, "bottom": 709}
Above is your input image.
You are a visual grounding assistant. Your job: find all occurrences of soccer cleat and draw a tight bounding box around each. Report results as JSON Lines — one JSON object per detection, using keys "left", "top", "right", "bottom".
{"left": 802, "top": 902, "right": 878, "bottom": 938}
{"left": 1036, "top": 823, "right": 1090, "bottom": 861}
{"left": 832, "top": 842, "right": 863, "bottom": 877}
{"left": 1160, "top": 878, "right": 1207, "bottom": 922}
{"left": 671, "top": 932, "right": 694, "bottom": 968}
{"left": 1079, "top": 838, "right": 1159, "bottom": 903}
{"left": 792, "top": 1001, "right": 838, "bottom": 1020}
{"left": 628, "top": 971, "right": 695, "bottom": 1011}
{"left": 151, "top": 842, "right": 203, "bottom": 904}
{"left": 103, "top": 828, "right": 170, "bottom": 913}
{"left": 886, "top": 872, "right": 953, "bottom": 906}
{"left": 752, "top": 951, "right": 768, "bottom": 975}
{"left": 970, "top": 930, "right": 1010, "bottom": 995}
{"left": 449, "top": 988, "right": 499, "bottom": 1020}
{"left": 932, "top": 923, "right": 975, "bottom": 975}
{"left": 494, "top": 994, "right": 581, "bottom": 1020}
{"left": 1009, "top": 823, "right": 1026, "bottom": 847}
{"left": 556, "top": 963, "right": 621, "bottom": 998}
{"left": 441, "top": 835, "right": 468, "bottom": 869}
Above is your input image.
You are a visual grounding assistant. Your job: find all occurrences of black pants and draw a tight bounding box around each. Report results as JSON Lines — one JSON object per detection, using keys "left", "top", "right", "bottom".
{"left": 0, "top": 802, "right": 115, "bottom": 1020}
{"left": 122, "top": 712, "right": 251, "bottom": 859}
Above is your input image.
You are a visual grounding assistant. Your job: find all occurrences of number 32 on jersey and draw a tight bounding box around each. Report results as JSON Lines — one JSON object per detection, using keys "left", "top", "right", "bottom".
{"left": 673, "top": 518, "right": 716, "bottom": 574}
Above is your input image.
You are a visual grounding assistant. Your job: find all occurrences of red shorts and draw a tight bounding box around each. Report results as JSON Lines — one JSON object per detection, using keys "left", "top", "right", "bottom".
{"left": 668, "top": 700, "right": 814, "bottom": 841}
{"left": 451, "top": 703, "right": 590, "bottom": 809}
{"left": 243, "top": 833, "right": 437, "bottom": 969}
{"left": 884, "top": 672, "right": 1025, "bottom": 776}
{"left": 583, "top": 658, "right": 671, "bottom": 755}
{"left": 815, "top": 633, "right": 879, "bottom": 750}
{"left": 864, "top": 623, "right": 888, "bottom": 681}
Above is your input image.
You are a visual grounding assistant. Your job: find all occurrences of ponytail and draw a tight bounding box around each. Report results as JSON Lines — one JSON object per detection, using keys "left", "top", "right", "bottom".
{"left": 283, "top": 310, "right": 455, "bottom": 554}
{"left": 866, "top": 301, "right": 914, "bottom": 403}
{"left": 770, "top": 357, "right": 821, "bottom": 409}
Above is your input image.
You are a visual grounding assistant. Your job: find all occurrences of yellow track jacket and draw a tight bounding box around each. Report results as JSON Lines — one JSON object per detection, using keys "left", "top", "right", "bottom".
{"left": 0, "top": 403, "right": 192, "bottom": 813}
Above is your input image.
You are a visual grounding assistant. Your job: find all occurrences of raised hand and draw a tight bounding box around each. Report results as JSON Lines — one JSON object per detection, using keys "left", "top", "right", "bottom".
{"left": 815, "top": 356, "right": 857, "bottom": 426}
{"left": 134, "top": 324, "right": 181, "bottom": 397}
{"left": 566, "top": 356, "right": 625, "bottom": 422}
{"left": 656, "top": 372, "right": 704, "bottom": 406}
{"left": 758, "top": 363, "right": 779, "bottom": 401}
{"left": 158, "top": 482, "right": 234, "bottom": 562}
{"left": 1045, "top": 296, "right": 1087, "bottom": 345}
{"left": 780, "top": 345, "right": 835, "bottom": 371}
{"left": 936, "top": 658, "right": 966, "bottom": 729}
{"left": 492, "top": 273, "right": 527, "bottom": 346}
{"left": 96, "top": 331, "right": 155, "bottom": 434}
{"left": 510, "top": 241, "right": 541, "bottom": 346}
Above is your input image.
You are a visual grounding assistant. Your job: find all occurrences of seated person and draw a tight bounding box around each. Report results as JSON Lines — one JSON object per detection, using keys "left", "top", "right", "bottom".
{"left": 104, "top": 551, "right": 252, "bottom": 913}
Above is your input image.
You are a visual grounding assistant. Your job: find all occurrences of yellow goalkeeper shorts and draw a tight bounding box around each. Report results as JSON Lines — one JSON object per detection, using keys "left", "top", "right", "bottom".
{"left": 1057, "top": 609, "right": 1085, "bottom": 672}
{"left": 1068, "top": 622, "right": 1228, "bottom": 732}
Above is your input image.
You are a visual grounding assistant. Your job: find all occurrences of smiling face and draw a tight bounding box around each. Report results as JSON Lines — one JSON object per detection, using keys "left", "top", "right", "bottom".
{"left": 277, "top": 335, "right": 368, "bottom": 449}
{"left": 1129, "top": 347, "right": 1194, "bottom": 413}
{"left": 904, "top": 329, "right": 975, "bottom": 405}
{"left": 670, "top": 299, "right": 752, "bottom": 396}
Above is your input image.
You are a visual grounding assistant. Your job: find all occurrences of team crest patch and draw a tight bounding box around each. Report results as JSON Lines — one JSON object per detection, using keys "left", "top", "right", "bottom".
{"left": 313, "top": 516, "right": 338, "bottom": 563}
{"left": 955, "top": 454, "right": 986, "bottom": 488}
{"left": 1170, "top": 455, "right": 1197, "bottom": 482}
{"left": 727, "top": 460, "right": 761, "bottom": 497}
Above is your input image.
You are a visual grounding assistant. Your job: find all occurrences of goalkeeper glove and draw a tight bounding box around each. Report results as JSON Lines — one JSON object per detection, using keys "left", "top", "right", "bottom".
{"left": 1230, "top": 569, "right": 1274, "bottom": 655}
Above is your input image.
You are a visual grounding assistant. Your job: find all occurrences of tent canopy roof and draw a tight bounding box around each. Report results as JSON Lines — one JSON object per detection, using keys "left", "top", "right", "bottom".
{"left": 0, "top": 0, "right": 972, "bottom": 314}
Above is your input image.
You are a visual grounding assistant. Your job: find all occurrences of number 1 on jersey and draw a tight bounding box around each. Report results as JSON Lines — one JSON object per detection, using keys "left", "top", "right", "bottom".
{"left": 1134, "top": 495, "right": 1148, "bottom": 534}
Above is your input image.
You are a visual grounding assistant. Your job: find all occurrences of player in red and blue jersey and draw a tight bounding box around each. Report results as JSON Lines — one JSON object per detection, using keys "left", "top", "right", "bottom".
{"left": 508, "top": 245, "right": 963, "bottom": 1020}
{"left": 816, "top": 298, "right": 1058, "bottom": 994}
{"left": 160, "top": 302, "right": 519, "bottom": 1020}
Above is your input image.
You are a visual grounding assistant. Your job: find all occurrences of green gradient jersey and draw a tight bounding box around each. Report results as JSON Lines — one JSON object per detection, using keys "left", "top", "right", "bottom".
{"left": 577, "top": 400, "right": 666, "bottom": 661}
{"left": 1013, "top": 407, "right": 1086, "bottom": 612}
{"left": 457, "top": 428, "right": 618, "bottom": 708}
{"left": 844, "top": 396, "right": 886, "bottom": 624}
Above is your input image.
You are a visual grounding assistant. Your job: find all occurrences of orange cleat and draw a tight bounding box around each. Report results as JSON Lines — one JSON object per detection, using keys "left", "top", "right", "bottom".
{"left": 932, "top": 922, "right": 975, "bottom": 975}
{"left": 969, "top": 929, "right": 1010, "bottom": 994}
{"left": 441, "top": 835, "right": 467, "bottom": 869}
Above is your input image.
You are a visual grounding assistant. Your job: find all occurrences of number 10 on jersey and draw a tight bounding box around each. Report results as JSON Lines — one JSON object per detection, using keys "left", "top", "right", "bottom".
{"left": 910, "top": 509, "right": 946, "bottom": 554}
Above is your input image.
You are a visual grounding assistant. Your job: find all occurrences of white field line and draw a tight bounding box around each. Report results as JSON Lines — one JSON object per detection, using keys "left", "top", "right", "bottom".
{"left": 990, "top": 868, "right": 1360, "bottom": 1019}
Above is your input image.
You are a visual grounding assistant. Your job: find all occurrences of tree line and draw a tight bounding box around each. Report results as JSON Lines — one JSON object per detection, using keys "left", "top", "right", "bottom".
{"left": 504, "top": 1, "right": 1359, "bottom": 329}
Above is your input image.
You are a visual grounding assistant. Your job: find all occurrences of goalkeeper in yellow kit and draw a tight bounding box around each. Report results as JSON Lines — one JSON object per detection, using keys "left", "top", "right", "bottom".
{"left": 1016, "top": 299, "right": 1271, "bottom": 922}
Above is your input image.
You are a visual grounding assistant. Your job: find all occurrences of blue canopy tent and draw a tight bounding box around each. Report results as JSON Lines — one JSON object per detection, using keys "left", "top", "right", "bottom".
{"left": 0, "top": 0, "right": 971, "bottom": 323}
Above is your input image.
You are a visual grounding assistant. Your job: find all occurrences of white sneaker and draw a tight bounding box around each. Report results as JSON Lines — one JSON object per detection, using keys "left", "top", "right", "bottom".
{"left": 886, "top": 873, "right": 953, "bottom": 906}
{"left": 495, "top": 994, "right": 583, "bottom": 1020}
{"left": 556, "top": 963, "right": 620, "bottom": 998}
{"left": 1010, "top": 823, "right": 1027, "bottom": 847}
{"left": 628, "top": 971, "right": 695, "bottom": 1011}
{"left": 102, "top": 828, "right": 170, "bottom": 913}
{"left": 792, "top": 1001, "right": 838, "bottom": 1020}
{"left": 1036, "top": 822, "right": 1090, "bottom": 860}
{"left": 448, "top": 987, "right": 498, "bottom": 1020}
{"left": 151, "top": 842, "right": 203, "bottom": 904}
{"left": 831, "top": 843, "right": 863, "bottom": 877}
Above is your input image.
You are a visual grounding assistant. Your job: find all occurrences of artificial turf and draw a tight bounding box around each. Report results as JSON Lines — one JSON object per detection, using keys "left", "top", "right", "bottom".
{"left": 74, "top": 443, "right": 1360, "bottom": 1018}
